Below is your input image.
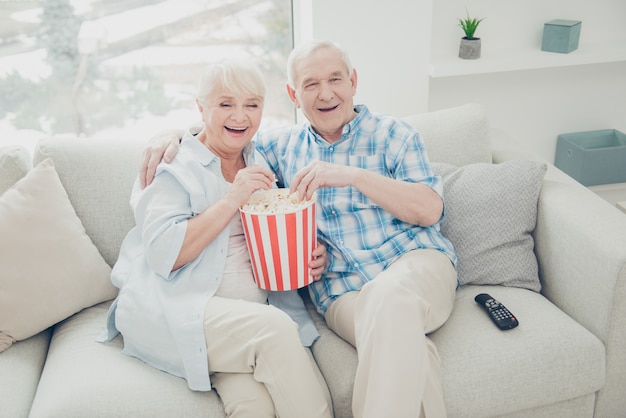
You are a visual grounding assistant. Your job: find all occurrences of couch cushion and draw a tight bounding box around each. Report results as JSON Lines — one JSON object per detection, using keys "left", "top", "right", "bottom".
{"left": 304, "top": 285, "right": 604, "bottom": 418}
{"left": 0, "top": 158, "right": 117, "bottom": 352}
{"left": 0, "top": 329, "right": 51, "bottom": 418}
{"left": 304, "top": 293, "right": 356, "bottom": 418}
{"left": 433, "top": 285, "right": 605, "bottom": 417}
{"left": 402, "top": 103, "right": 492, "bottom": 166}
{"left": 29, "top": 302, "right": 226, "bottom": 418}
{"left": 33, "top": 137, "right": 145, "bottom": 267}
{"left": 433, "top": 160, "right": 547, "bottom": 292}
{"left": 0, "top": 145, "right": 31, "bottom": 194}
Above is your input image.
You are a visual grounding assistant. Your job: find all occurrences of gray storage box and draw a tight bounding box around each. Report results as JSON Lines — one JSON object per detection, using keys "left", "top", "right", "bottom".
{"left": 555, "top": 129, "right": 626, "bottom": 186}
{"left": 542, "top": 19, "right": 581, "bottom": 53}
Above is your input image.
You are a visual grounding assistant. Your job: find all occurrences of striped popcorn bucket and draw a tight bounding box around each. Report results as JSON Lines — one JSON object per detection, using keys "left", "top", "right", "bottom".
{"left": 240, "top": 189, "right": 317, "bottom": 291}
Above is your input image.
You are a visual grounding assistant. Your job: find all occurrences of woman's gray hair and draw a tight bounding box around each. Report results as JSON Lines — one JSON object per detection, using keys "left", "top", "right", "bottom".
{"left": 287, "top": 39, "right": 353, "bottom": 89}
{"left": 197, "top": 60, "right": 266, "bottom": 102}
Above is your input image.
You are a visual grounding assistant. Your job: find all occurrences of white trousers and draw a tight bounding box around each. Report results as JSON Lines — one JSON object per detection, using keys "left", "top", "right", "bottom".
{"left": 204, "top": 296, "right": 333, "bottom": 418}
{"left": 324, "top": 249, "right": 457, "bottom": 418}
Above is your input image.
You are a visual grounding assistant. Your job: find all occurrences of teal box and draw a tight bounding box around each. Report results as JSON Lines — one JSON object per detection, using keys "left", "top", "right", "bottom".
{"left": 555, "top": 129, "right": 626, "bottom": 186}
{"left": 541, "top": 19, "right": 581, "bottom": 53}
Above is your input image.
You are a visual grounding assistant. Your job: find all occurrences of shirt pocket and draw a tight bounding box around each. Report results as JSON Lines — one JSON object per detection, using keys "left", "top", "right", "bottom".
{"left": 347, "top": 154, "right": 387, "bottom": 207}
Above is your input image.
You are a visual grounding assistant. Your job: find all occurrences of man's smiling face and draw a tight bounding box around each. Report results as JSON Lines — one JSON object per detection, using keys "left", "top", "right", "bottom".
{"left": 287, "top": 45, "right": 358, "bottom": 143}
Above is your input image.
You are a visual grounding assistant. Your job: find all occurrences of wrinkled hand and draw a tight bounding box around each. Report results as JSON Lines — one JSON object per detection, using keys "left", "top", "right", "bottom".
{"left": 140, "top": 129, "right": 184, "bottom": 188}
{"left": 226, "top": 165, "right": 276, "bottom": 208}
{"left": 308, "top": 241, "right": 327, "bottom": 281}
{"left": 290, "top": 161, "right": 356, "bottom": 201}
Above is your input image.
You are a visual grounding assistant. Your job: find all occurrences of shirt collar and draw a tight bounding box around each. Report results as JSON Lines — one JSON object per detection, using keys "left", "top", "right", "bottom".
{"left": 182, "top": 129, "right": 257, "bottom": 166}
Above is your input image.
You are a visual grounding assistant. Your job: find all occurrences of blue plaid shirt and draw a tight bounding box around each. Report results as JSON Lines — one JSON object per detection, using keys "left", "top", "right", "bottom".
{"left": 256, "top": 105, "right": 457, "bottom": 313}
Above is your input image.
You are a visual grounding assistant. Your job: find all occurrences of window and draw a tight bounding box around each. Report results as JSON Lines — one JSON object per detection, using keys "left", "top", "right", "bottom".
{"left": 0, "top": 0, "right": 294, "bottom": 152}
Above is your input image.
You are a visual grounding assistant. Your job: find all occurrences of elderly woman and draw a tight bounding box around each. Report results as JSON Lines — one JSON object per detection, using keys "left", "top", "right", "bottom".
{"left": 98, "top": 61, "right": 332, "bottom": 418}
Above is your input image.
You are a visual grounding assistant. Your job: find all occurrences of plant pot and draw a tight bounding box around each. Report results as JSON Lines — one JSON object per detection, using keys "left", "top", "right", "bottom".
{"left": 459, "top": 37, "right": 481, "bottom": 59}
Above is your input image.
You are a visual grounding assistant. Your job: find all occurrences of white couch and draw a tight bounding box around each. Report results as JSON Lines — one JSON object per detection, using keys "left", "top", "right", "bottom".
{"left": 1, "top": 104, "right": 625, "bottom": 418}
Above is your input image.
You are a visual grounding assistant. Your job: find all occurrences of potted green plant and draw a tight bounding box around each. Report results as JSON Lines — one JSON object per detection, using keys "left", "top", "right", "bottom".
{"left": 458, "top": 11, "right": 483, "bottom": 59}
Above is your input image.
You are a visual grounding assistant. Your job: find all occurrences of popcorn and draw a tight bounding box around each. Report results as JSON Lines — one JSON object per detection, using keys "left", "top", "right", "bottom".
{"left": 241, "top": 189, "right": 314, "bottom": 214}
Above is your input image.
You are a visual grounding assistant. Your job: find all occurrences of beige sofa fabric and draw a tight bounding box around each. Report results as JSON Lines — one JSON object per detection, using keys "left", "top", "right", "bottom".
{"left": 402, "top": 103, "right": 492, "bottom": 166}
{"left": 33, "top": 137, "right": 145, "bottom": 267}
{"left": 0, "top": 145, "right": 30, "bottom": 194}
{"left": 29, "top": 302, "right": 225, "bottom": 418}
{"left": 0, "top": 159, "right": 116, "bottom": 351}
{"left": 0, "top": 329, "right": 51, "bottom": 418}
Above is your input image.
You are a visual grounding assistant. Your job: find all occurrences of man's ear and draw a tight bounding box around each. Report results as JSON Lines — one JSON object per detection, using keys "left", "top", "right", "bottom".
{"left": 195, "top": 98, "right": 204, "bottom": 113}
{"left": 286, "top": 83, "right": 300, "bottom": 108}
{"left": 350, "top": 68, "right": 358, "bottom": 95}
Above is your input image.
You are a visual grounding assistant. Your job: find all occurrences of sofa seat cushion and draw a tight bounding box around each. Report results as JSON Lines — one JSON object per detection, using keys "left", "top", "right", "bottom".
{"left": 433, "top": 285, "right": 605, "bottom": 417}
{"left": 304, "top": 285, "right": 604, "bottom": 418}
{"left": 0, "top": 329, "right": 51, "bottom": 418}
{"left": 29, "top": 301, "right": 226, "bottom": 418}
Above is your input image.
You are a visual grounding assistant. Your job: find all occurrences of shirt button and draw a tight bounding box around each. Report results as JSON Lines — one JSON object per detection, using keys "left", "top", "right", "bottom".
{"left": 339, "top": 240, "right": 344, "bottom": 245}
{"left": 329, "top": 146, "right": 334, "bottom": 152}
{"left": 354, "top": 263, "right": 359, "bottom": 268}
{"left": 331, "top": 210, "right": 336, "bottom": 215}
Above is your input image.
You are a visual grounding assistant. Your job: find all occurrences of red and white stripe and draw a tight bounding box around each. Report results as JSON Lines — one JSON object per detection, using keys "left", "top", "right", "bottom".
{"left": 240, "top": 202, "right": 317, "bottom": 291}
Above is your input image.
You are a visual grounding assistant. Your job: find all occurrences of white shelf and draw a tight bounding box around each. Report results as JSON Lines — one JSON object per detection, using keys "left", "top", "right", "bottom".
{"left": 430, "top": 40, "right": 626, "bottom": 78}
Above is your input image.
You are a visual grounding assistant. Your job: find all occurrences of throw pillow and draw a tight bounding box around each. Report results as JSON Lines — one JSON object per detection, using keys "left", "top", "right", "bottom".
{"left": 432, "top": 160, "right": 547, "bottom": 292}
{"left": 0, "top": 158, "right": 117, "bottom": 352}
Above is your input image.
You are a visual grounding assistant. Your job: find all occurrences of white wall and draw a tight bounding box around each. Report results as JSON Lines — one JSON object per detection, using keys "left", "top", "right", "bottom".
{"left": 300, "top": 0, "right": 626, "bottom": 163}
{"left": 429, "top": 61, "right": 626, "bottom": 163}
{"left": 429, "top": 0, "right": 626, "bottom": 163}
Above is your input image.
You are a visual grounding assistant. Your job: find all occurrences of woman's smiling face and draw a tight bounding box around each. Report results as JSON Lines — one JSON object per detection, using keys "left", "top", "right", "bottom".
{"left": 197, "top": 87, "right": 264, "bottom": 155}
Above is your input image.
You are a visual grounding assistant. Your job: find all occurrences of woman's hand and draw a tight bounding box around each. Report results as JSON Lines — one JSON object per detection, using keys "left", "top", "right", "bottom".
{"left": 226, "top": 165, "right": 276, "bottom": 208}
{"left": 309, "top": 241, "right": 327, "bottom": 281}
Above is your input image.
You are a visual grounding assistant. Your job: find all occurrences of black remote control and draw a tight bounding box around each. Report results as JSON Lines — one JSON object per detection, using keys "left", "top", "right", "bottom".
{"left": 474, "top": 293, "right": 519, "bottom": 330}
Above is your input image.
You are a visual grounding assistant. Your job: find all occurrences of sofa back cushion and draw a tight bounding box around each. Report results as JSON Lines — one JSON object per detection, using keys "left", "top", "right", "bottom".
{"left": 0, "top": 145, "right": 31, "bottom": 194}
{"left": 402, "top": 103, "right": 492, "bottom": 166}
{"left": 33, "top": 137, "right": 144, "bottom": 267}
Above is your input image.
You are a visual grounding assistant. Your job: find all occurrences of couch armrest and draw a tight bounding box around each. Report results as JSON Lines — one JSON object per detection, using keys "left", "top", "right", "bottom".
{"left": 494, "top": 148, "right": 626, "bottom": 416}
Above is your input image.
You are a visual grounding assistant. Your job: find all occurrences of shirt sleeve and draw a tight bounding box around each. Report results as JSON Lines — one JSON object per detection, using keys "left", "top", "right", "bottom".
{"left": 131, "top": 170, "right": 192, "bottom": 280}
{"left": 392, "top": 129, "right": 444, "bottom": 198}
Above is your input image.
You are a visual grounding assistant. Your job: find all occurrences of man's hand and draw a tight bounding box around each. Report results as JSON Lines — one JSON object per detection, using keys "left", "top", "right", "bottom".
{"left": 290, "top": 161, "right": 356, "bottom": 201}
{"left": 140, "top": 129, "right": 184, "bottom": 188}
{"left": 309, "top": 241, "right": 327, "bottom": 281}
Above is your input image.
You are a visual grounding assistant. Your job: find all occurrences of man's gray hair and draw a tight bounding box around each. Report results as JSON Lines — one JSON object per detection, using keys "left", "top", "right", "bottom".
{"left": 287, "top": 39, "right": 353, "bottom": 89}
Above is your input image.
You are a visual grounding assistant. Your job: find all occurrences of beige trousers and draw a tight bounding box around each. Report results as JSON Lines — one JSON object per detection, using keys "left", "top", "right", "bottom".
{"left": 324, "top": 249, "right": 457, "bottom": 418}
{"left": 204, "top": 296, "right": 333, "bottom": 418}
